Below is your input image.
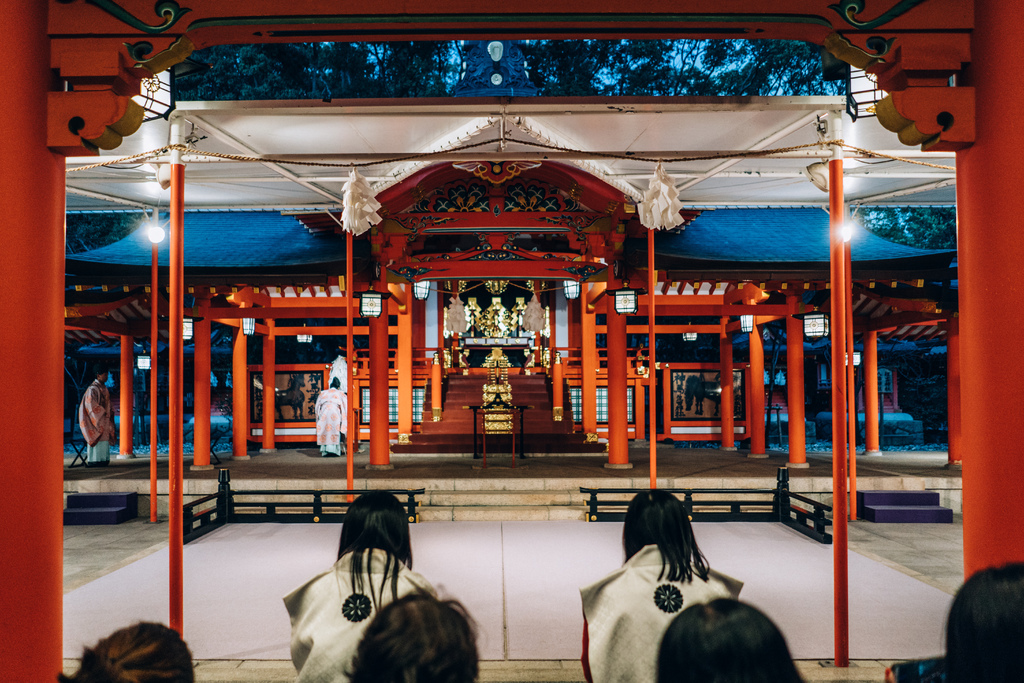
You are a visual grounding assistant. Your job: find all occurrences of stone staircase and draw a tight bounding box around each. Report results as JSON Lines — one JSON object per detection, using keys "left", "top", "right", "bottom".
{"left": 392, "top": 372, "right": 605, "bottom": 456}
{"left": 64, "top": 492, "right": 138, "bottom": 525}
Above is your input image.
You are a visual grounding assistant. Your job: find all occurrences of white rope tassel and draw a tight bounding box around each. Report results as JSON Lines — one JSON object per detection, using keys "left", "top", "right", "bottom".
{"left": 522, "top": 294, "right": 545, "bottom": 333}
{"left": 446, "top": 295, "right": 468, "bottom": 334}
{"left": 638, "top": 162, "right": 685, "bottom": 230}
{"left": 342, "top": 168, "right": 382, "bottom": 235}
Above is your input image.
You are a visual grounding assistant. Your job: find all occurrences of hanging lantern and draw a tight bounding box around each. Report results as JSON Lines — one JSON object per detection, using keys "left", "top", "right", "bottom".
{"left": 359, "top": 291, "right": 385, "bottom": 318}
{"left": 803, "top": 312, "right": 829, "bottom": 339}
{"left": 136, "top": 354, "right": 151, "bottom": 370}
{"left": 852, "top": 351, "right": 862, "bottom": 367}
{"left": 613, "top": 288, "right": 639, "bottom": 315}
{"left": 297, "top": 334, "right": 313, "bottom": 343}
{"left": 563, "top": 280, "right": 581, "bottom": 300}
{"left": 740, "top": 315, "right": 754, "bottom": 333}
{"left": 682, "top": 332, "right": 698, "bottom": 342}
{"left": 242, "top": 318, "right": 255, "bottom": 336}
{"left": 182, "top": 317, "right": 193, "bottom": 341}
{"left": 413, "top": 280, "right": 430, "bottom": 300}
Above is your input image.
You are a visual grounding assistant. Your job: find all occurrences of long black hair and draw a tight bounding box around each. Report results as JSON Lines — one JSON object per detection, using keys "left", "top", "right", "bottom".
{"left": 946, "top": 563, "right": 1024, "bottom": 683}
{"left": 337, "top": 490, "right": 413, "bottom": 607}
{"left": 623, "top": 489, "right": 709, "bottom": 583}
{"left": 657, "top": 599, "right": 801, "bottom": 683}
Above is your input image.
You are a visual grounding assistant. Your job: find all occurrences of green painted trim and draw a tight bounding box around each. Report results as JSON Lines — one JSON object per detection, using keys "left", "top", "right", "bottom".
{"left": 86, "top": 0, "right": 191, "bottom": 34}
{"left": 185, "top": 12, "right": 834, "bottom": 32}
{"left": 828, "top": 0, "right": 930, "bottom": 31}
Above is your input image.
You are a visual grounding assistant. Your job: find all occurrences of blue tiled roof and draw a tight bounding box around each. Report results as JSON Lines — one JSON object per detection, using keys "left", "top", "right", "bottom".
{"left": 67, "top": 211, "right": 358, "bottom": 274}
{"left": 649, "top": 208, "right": 954, "bottom": 264}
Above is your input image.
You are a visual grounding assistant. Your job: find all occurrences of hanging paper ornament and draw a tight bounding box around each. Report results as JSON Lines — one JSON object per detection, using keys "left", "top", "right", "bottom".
{"left": 638, "top": 162, "right": 685, "bottom": 231}
{"left": 446, "top": 295, "right": 468, "bottom": 334}
{"left": 522, "top": 294, "right": 545, "bottom": 333}
{"left": 342, "top": 168, "right": 382, "bottom": 235}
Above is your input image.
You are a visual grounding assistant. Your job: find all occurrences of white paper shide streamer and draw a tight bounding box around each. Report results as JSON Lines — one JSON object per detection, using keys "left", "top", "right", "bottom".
{"left": 446, "top": 295, "right": 468, "bottom": 334}
{"left": 342, "top": 168, "right": 382, "bottom": 235}
{"left": 638, "top": 162, "right": 685, "bottom": 230}
{"left": 522, "top": 294, "right": 546, "bottom": 333}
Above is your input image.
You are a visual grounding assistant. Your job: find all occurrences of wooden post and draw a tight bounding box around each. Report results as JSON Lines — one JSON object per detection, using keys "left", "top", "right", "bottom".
{"left": 785, "top": 303, "right": 807, "bottom": 467}
{"left": 192, "top": 313, "right": 212, "bottom": 469}
{"left": 150, "top": 246, "right": 160, "bottom": 520}
{"left": 864, "top": 331, "right": 881, "bottom": 456}
{"left": 231, "top": 323, "right": 249, "bottom": 460}
{"left": 261, "top": 322, "right": 276, "bottom": 452}
{"left": 748, "top": 323, "right": 766, "bottom": 458}
{"left": 946, "top": 318, "right": 961, "bottom": 465}
{"left": 167, "top": 122, "right": 185, "bottom": 635}
{"left": 720, "top": 318, "right": 736, "bottom": 450}
{"left": 606, "top": 296, "right": 630, "bottom": 468}
{"left": 119, "top": 335, "right": 134, "bottom": 457}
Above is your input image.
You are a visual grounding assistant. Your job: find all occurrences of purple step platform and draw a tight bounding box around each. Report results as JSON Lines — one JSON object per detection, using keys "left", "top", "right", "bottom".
{"left": 860, "top": 505, "right": 953, "bottom": 524}
{"left": 64, "top": 492, "right": 137, "bottom": 525}
{"left": 857, "top": 490, "right": 952, "bottom": 524}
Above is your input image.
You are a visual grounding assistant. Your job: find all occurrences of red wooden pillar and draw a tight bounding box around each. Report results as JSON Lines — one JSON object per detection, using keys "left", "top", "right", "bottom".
{"left": 231, "top": 325, "right": 250, "bottom": 460}
{"left": 431, "top": 353, "right": 442, "bottom": 421}
{"left": 369, "top": 298, "right": 392, "bottom": 468}
{"left": 580, "top": 287, "right": 598, "bottom": 436}
{"left": 845, "top": 242, "right": 857, "bottom": 520}
{"left": 0, "top": 4, "right": 64, "bottom": 677}
{"left": 606, "top": 298, "right": 630, "bottom": 468}
{"left": 120, "top": 334, "right": 135, "bottom": 457}
{"left": 150, "top": 251, "right": 160, "bottom": 521}
{"left": 167, "top": 127, "right": 185, "bottom": 635}
{"left": 748, "top": 323, "right": 767, "bottom": 458}
{"left": 397, "top": 290, "right": 413, "bottom": 436}
{"left": 192, "top": 313, "right": 212, "bottom": 469}
{"left": 647, "top": 229, "right": 658, "bottom": 488}
{"left": 827, "top": 116, "right": 849, "bottom": 667}
{"left": 785, "top": 305, "right": 807, "bottom": 467}
{"left": 946, "top": 318, "right": 961, "bottom": 465}
{"left": 956, "top": 0, "right": 1024, "bottom": 576}
{"left": 552, "top": 353, "right": 564, "bottom": 421}
{"left": 261, "top": 323, "right": 276, "bottom": 452}
{"left": 345, "top": 231, "right": 355, "bottom": 490}
{"left": 719, "top": 319, "right": 736, "bottom": 451}
{"left": 863, "top": 331, "right": 881, "bottom": 456}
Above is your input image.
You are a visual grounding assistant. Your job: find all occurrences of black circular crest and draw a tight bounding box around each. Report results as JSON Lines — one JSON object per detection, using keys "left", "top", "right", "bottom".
{"left": 341, "top": 593, "right": 372, "bottom": 622}
{"left": 653, "top": 584, "right": 683, "bottom": 614}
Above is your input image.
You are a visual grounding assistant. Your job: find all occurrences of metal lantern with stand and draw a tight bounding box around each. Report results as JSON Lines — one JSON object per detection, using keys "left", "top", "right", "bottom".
{"left": 612, "top": 288, "right": 639, "bottom": 315}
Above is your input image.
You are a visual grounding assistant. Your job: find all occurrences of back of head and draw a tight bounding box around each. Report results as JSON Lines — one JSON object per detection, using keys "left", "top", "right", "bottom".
{"left": 92, "top": 362, "right": 109, "bottom": 379}
{"left": 337, "top": 490, "right": 412, "bottom": 565}
{"left": 658, "top": 599, "right": 800, "bottom": 683}
{"left": 349, "top": 593, "right": 478, "bottom": 683}
{"left": 331, "top": 377, "right": 341, "bottom": 389}
{"left": 623, "top": 490, "right": 709, "bottom": 582}
{"left": 58, "top": 622, "right": 193, "bottom": 683}
{"left": 946, "top": 563, "right": 1024, "bottom": 683}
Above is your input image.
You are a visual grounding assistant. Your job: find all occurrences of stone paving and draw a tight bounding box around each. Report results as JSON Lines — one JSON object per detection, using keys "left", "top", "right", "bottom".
{"left": 62, "top": 445, "right": 963, "bottom": 682}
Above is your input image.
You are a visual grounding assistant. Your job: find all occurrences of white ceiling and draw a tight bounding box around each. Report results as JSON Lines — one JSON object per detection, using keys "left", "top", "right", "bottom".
{"left": 64, "top": 96, "right": 956, "bottom": 212}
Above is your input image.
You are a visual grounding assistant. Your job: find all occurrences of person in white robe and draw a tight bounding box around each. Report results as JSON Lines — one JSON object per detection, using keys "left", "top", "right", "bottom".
{"left": 580, "top": 490, "right": 742, "bottom": 683}
{"left": 284, "top": 491, "right": 434, "bottom": 683}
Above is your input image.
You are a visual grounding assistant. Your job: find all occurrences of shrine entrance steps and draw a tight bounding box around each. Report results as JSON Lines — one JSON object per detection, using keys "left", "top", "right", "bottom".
{"left": 391, "top": 372, "right": 605, "bottom": 457}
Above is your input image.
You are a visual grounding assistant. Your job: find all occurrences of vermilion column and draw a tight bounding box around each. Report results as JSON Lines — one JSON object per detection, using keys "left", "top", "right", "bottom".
{"left": 0, "top": 4, "right": 64, "bottom": 677}
{"left": 606, "top": 299, "right": 630, "bottom": 468}
{"left": 785, "top": 307, "right": 807, "bottom": 467}
{"left": 956, "top": 0, "right": 1024, "bottom": 577}
{"left": 552, "top": 353, "right": 564, "bottom": 420}
{"left": 748, "top": 323, "right": 767, "bottom": 458}
{"left": 719, "top": 320, "right": 736, "bottom": 450}
{"left": 261, "top": 324, "right": 276, "bottom": 452}
{"left": 431, "top": 353, "right": 442, "bottom": 422}
{"left": 863, "top": 331, "right": 880, "bottom": 455}
{"left": 192, "top": 314, "right": 211, "bottom": 469}
{"left": 120, "top": 335, "right": 135, "bottom": 457}
{"left": 345, "top": 232, "right": 355, "bottom": 489}
{"left": 946, "top": 318, "right": 961, "bottom": 465}
{"left": 397, "top": 292, "right": 413, "bottom": 436}
{"left": 150, "top": 259, "right": 159, "bottom": 522}
{"left": 369, "top": 300, "right": 392, "bottom": 468}
{"left": 167, "top": 134, "right": 185, "bottom": 635}
{"left": 231, "top": 326, "right": 250, "bottom": 460}
{"left": 580, "top": 289, "right": 598, "bottom": 436}
{"left": 827, "top": 119, "right": 849, "bottom": 667}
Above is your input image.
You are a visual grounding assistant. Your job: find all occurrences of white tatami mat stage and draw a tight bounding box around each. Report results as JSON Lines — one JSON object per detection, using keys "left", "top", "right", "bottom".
{"left": 64, "top": 521, "right": 951, "bottom": 661}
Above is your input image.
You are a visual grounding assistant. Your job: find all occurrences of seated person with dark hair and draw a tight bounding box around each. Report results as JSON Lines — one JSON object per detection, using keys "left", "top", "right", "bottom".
{"left": 60, "top": 622, "right": 193, "bottom": 683}
{"left": 349, "top": 593, "right": 478, "bottom": 683}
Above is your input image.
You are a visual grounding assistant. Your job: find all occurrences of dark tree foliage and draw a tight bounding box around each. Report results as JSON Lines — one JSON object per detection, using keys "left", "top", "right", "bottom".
{"left": 65, "top": 212, "right": 143, "bottom": 254}
{"left": 178, "top": 39, "right": 840, "bottom": 101}
{"left": 857, "top": 206, "right": 957, "bottom": 250}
